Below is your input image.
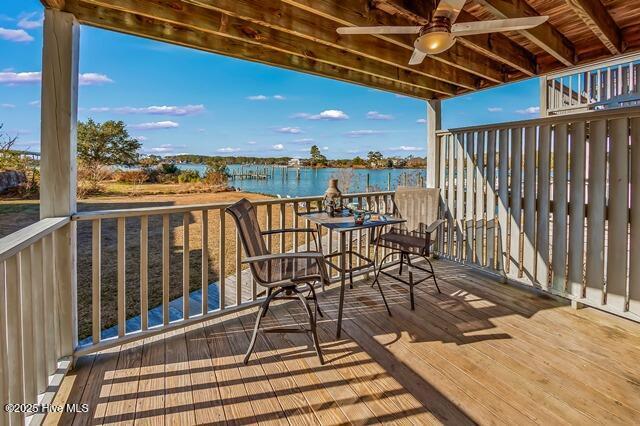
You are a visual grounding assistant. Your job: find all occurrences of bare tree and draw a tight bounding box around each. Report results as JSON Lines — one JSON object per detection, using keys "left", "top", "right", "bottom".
{"left": 0, "top": 123, "right": 17, "bottom": 152}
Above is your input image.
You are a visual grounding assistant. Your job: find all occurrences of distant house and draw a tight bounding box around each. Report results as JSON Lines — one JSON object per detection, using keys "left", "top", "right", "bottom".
{"left": 288, "top": 158, "right": 301, "bottom": 167}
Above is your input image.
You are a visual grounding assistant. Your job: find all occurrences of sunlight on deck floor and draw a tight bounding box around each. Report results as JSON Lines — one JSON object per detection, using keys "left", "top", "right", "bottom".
{"left": 45, "top": 260, "right": 640, "bottom": 425}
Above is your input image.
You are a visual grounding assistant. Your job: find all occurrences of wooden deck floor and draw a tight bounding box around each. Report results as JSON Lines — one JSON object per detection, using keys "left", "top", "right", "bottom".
{"left": 46, "top": 260, "right": 640, "bottom": 425}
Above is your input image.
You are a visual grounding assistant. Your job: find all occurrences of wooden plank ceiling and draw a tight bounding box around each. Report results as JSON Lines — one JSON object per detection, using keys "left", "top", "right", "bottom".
{"left": 42, "top": 0, "right": 640, "bottom": 100}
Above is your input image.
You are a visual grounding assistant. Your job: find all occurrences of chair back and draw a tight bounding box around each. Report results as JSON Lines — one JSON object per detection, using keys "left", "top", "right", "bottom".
{"left": 393, "top": 186, "right": 440, "bottom": 234}
{"left": 226, "top": 199, "right": 270, "bottom": 282}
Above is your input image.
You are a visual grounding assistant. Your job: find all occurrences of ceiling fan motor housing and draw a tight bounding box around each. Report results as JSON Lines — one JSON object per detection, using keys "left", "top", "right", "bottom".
{"left": 415, "top": 16, "right": 455, "bottom": 55}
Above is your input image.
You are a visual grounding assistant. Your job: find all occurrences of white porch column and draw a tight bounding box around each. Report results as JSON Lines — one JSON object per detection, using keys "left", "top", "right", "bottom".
{"left": 539, "top": 77, "right": 549, "bottom": 117}
{"left": 40, "top": 9, "right": 79, "bottom": 355}
{"left": 426, "top": 99, "right": 442, "bottom": 188}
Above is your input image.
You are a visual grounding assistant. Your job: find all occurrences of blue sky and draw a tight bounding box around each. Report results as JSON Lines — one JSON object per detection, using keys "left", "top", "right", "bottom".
{"left": 1, "top": 0, "right": 541, "bottom": 159}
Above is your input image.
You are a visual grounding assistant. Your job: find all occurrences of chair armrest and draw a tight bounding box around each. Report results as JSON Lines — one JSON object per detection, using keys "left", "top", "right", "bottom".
{"left": 242, "top": 251, "right": 324, "bottom": 263}
{"left": 425, "top": 219, "right": 446, "bottom": 234}
{"left": 261, "top": 228, "right": 317, "bottom": 236}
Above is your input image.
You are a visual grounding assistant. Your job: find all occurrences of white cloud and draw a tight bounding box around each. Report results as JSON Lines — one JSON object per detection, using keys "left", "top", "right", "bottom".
{"left": 1, "top": 103, "right": 15, "bottom": 108}
{"left": 345, "top": 129, "right": 383, "bottom": 138}
{"left": 0, "top": 71, "right": 113, "bottom": 86}
{"left": 516, "top": 106, "right": 540, "bottom": 114}
{"left": 134, "top": 136, "right": 148, "bottom": 141}
{"left": 293, "top": 138, "right": 314, "bottom": 143}
{"left": 416, "top": 118, "right": 426, "bottom": 124}
{"left": 389, "top": 145, "right": 424, "bottom": 152}
{"left": 273, "top": 95, "right": 285, "bottom": 100}
{"left": 488, "top": 107, "right": 503, "bottom": 112}
{"left": 272, "top": 144, "right": 285, "bottom": 151}
{"left": 247, "top": 95, "right": 268, "bottom": 101}
{"left": 29, "top": 100, "right": 40, "bottom": 106}
{"left": 0, "top": 28, "right": 33, "bottom": 42}
{"left": 79, "top": 73, "right": 113, "bottom": 86}
{"left": 366, "top": 111, "right": 393, "bottom": 120}
{"left": 17, "top": 12, "right": 43, "bottom": 30}
{"left": 217, "top": 147, "right": 242, "bottom": 153}
{"left": 131, "top": 121, "right": 179, "bottom": 130}
{"left": 247, "top": 140, "right": 257, "bottom": 145}
{"left": 275, "top": 126, "right": 302, "bottom": 134}
{"left": 89, "top": 104, "right": 205, "bottom": 116}
{"left": 0, "top": 71, "right": 40, "bottom": 85}
{"left": 143, "top": 143, "right": 186, "bottom": 154}
{"left": 294, "top": 109, "right": 349, "bottom": 120}
{"left": 322, "top": 146, "right": 329, "bottom": 150}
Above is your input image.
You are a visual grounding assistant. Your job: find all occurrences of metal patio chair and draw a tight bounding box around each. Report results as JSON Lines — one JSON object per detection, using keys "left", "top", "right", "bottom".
{"left": 226, "top": 198, "right": 330, "bottom": 365}
{"left": 372, "top": 187, "right": 444, "bottom": 310}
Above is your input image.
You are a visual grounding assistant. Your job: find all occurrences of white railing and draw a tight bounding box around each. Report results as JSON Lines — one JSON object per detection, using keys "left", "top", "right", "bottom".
{"left": 72, "top": 191, "right": 396, "bottom": 355}
{"left": 544, "top": 52, "right": 640, "bottom": 115}
{"left": 436, "top": 106, "right": 640, "bottom": 321}
{"left": 0, "top": 217, "right": 73, "bottom": 425}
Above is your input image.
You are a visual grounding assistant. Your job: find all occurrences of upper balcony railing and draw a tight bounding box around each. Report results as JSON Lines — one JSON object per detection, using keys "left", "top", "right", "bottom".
{"left": 544, "top": 52, "right": 640, "bottom": 116}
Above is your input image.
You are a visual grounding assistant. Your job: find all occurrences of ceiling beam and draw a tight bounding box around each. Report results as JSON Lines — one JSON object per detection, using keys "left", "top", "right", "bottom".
{"left": 76, "top": 0, "right": 453, "bottom": 95}
{"left": 279, "top": 0, "right": 502, "bottom": 86}
{"left": 183, "top": 0, "right": 467, "bottom": 92}
{"left": 63, "top": 0, "right": 435, "bottom": 99}
{"left": 375, "top": 0, "right": 536, "bottom": 76}
{"left": 41, "top": 0, "right": 66, "bottom": 8}
{"left": 473, "top": 0, "right": 576, "bottom": 66}
{"left": 564, "top": 0, "right": 623, "bottom": 55}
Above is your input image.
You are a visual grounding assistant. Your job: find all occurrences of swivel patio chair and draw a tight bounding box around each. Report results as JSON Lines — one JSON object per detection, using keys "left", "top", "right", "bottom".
{"left": 372, "top": 187, "right": 444, "bottom": 310}
{"left": 226, "top": 198, "right": 330, "bottom": 365}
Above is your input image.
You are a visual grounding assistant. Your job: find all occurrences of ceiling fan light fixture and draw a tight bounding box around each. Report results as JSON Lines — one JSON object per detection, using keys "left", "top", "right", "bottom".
{"left": 415, "top": 16, "right": 455, "bottom": 55}
{"left": 415, "top": 32, "right": 455, "bottom": 54}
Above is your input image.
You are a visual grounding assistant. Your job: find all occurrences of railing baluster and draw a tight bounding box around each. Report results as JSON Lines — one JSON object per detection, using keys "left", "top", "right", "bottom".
{"left": 0, "top": 262, "right": 9, "bottom": 425}
{"left": 183, "top": 212, "right": 190, "bottom": 319}
{"left": 486, "top": 130, "right": 497, "bottom": 270}
{"left": 606, "top": 117, "right": 630, "bottom": 311}
{"left": 536, "top": 125, "right": 552, "bottom": 289}
{"left": 279, "top": 202, "right": 286, "bottom": 253}
{"left": 523, "top": 126, "right": 537, "bottom": 285}
{"left": 201, "top": 210, "right": 209, "bottom": 314}
{"left": 629, "top": 117, "right": 640, "bottom": 316}
{"left": 509, "top": 127, "right": 523, "bottom": 278}
{"left": 293, "top": 202, "right": 299, "bottom": 253}
{"left": 497, "top": 129, "right": 509, "bottom": 273}
{"left": 568, "top": 122, "right": 587, "bottom": 298}
{"left": 474, "top": 131, "right": 485, "bottom": 265}
{"left": 42, "top": 234, "right": 56, "bottom": 375}
{"left": 117, "top": 217, "right": 126, "bottom": 337}
{"left": 92, "top": 219, "right": 101, "bottom": 343}
{"left": 162, "top": 214, "right": 170, "bottom": 325}
{"left": 456, "top": 132, "right": 465, "bottom": 261}
{"left": 219, "top": 209, "right": 226, "bottom": 311}
{"left": 31, "top": 241, "right": 47, "bottom": 394}
{"left": 552, "top": 123, "right": 569, "bottom": 292}
{"left": 20, "top": 248, "right": 36, "bottom": 404}
{"left": 5, "top": 255, "right": 24, "bottom": 424}
{"left": 140, "top": 216, "right": 148, "bottom": 330}
{"left": 465, "top": 131, "right": 475, "bottom": 263}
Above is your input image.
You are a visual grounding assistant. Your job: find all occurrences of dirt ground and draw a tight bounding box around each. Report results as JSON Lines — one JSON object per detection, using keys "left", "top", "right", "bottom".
{"left": 1, "top": 191, "right": 308, "bottom": 340}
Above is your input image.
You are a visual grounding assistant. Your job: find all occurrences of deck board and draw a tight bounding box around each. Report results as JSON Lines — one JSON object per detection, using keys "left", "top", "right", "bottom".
{"left": 51, "top": 260, "right": 640, "bottom": 425}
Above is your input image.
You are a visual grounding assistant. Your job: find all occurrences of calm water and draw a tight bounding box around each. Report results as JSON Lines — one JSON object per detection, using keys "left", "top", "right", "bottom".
{"left": 176, "top": 164, "right": 426, "bottom": 197}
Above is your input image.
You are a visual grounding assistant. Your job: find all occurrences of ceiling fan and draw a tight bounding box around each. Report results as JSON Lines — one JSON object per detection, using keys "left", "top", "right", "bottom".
{"left": 336, "top": 0, "right": 548, "bottom": 65}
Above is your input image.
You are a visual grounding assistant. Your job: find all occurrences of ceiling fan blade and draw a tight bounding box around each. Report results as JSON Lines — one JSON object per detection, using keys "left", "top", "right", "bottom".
{"left": 452, "top": 16, "right": 549, "bottom": 36}
{"left": 434, "top": 0, "right": 467, "bottom": 23}
{"left": 336, "top": 26, "right": 421, "bottom": 35}
{"left": 408, "top": 48, "right": 427, "bottom": 65}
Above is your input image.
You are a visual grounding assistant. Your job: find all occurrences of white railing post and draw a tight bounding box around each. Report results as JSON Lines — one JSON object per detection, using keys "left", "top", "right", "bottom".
{"left": 427, "top": 99, "right": 442, "bottom": 189}
{"left": 40, "top": 9, "right": 80, "bottom": 356}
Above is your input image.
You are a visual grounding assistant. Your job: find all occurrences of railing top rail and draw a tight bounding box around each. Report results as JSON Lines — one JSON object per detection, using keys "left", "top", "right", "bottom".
{"left": 0, "top": 216, "right": 69, "bottom": 262}
{"left": 436, "top": 105, "right": 640, "bottom": 135}
{"left": 72, "top": 190, "right": 395, "bottom": 221}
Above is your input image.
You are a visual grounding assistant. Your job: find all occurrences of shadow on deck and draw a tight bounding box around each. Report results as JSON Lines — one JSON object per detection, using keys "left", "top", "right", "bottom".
{"left": 46, "top": 260, "right": 640, "bottom": 425}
